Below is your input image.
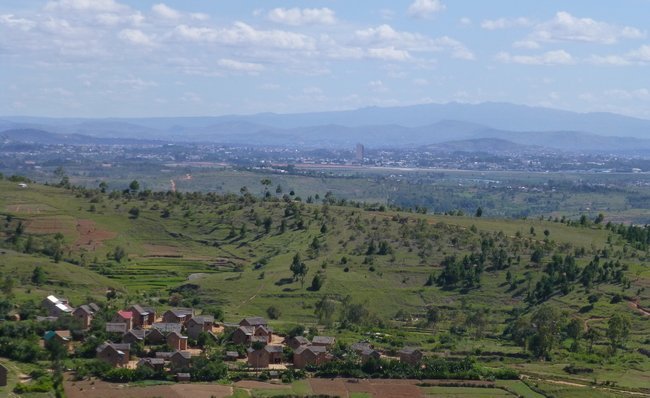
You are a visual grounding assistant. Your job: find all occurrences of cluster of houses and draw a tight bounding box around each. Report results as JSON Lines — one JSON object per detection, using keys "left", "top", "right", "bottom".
{"left": 38, "top": 295, "right": 424, "bottom": 379}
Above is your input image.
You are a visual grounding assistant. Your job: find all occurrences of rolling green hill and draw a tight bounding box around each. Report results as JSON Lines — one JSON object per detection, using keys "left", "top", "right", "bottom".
{"left": 1, "top": 178, "right": 649, "bottom": 394}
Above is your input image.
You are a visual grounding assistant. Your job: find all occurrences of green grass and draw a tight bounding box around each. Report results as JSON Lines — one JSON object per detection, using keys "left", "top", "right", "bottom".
{"left": 229, "top": 389, "right": 251, "bottom": 398}
{"left": 1, "top": 179, "right": 649, "bottom": 395}
{"left": 495, "top": 380, "right": 546, "bottom": 398}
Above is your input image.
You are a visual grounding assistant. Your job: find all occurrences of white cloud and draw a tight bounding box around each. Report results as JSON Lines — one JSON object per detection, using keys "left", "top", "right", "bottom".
{"left": 0, "top": 14, "right": 36, "bottom": 30}
{"left": 407, "top": 0, "right": 445, "bottom": 19}
{"left": 627, "top": 45, "right": 650, "bottom": 62}
{"left": 267, "top": 8, "right": 336, "bottom": 26}
{"left": 303, "top": 86, "right": 323, "bottom": 95}
{"left": 531, "top": 11, "right": 644, "bottom": 44}
{"left": 217, "top": 58, "right": 265, "bottom": 74}
{"left": 173, "top": 22, "right": 316, "bottom": 50}
{"left": 587, "top": 45, "right": 650, "bottom": 66}
{"left": 481, "top": 17, "right": 531, "bottom": 30}
{"left": 152, "top": 3, "right": 181, "bottom": 20}
{"left": 604, "top": 88, "right": 650, "bottom": 100}
{"left": 118, "top": 28, "right": 154, "bottom": 46}
{"left": 190, "top": 13, "right": 209, "bottom": 21}
{"left": 459, "top": 17, "right": 472, "bottom": 26}
{"left": 259, "top": 83, "right": 280, "bottom": 90}
{"left": 368, "top": 80, "right": 388, "bottom": 92}
{"left": 45, "top": 0, "right": 127, "bottom": 13}
{"left": 355, "top": 24, "right": 474, "bottom": 60}
{"left": 368, "top": 47, "right": 411, "bottom": 61}
{"left": 513, "top": 40, "right": 540, "bottom": 49}
{"left": 588, "top": 54, "right": 630, "bottom": 66}
{"left": 496, "top": 50, "right": 575, "bottom": 65}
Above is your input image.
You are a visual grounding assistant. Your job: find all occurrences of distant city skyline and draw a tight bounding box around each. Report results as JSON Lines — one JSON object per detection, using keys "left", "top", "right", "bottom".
{"left": 2, "top": 1, "right": 650, "bottom": 118}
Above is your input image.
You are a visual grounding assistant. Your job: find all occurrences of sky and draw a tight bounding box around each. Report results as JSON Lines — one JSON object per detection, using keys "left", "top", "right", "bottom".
{"left": 2, "top": 0, "right": 650, "bottom": 118}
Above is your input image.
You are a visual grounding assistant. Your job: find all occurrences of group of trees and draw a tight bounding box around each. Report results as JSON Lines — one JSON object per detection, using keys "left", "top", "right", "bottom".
{"left": 436, "top": 254, "right": 484, "bottom": 289}
{"left": 508, "top": 305, "right": 632, "bottom": 358}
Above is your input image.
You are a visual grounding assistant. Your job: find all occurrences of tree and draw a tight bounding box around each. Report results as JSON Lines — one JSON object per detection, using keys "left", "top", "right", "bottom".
{"left": 606, "top": 313, "right": 631, "bottom": 353}
{"left": 594, "top": 213, "right": 605, "bottom": 224}
{"left": 426, "top": 307, "right": 440, "bottom": 327}
{"left": 566, "top": 318, "right": 583, "bottom": 341}
{"left": 2, "top": 275, "right": 15, "bottom": 298}
{"left": 99, "top": 181, "right": 108, "bottom": 193}
{"left": 128, "top": 207, "right": 140, "bottom": 219}
{"left": 530, "top": 248, "right": 544, "bottom": 264}
{"left": 129, "top": 180, "right": 140, "bottom": 193}
{"left": 475, "top": 207, "right": 483, "bottom": 217}
{"left": 113, "top": 246, "right": 127, "bottom": 263}
{"left": 263, "top": 217, "right": 273, "bottom": 234}
{"left": 266, "top": 305, "right": 281, "bottom": 320}
{"left": 310, "top": 273, "right": 324, "bottom": 291}
{"left": 340, "top": 300, "right": 369, "bottom": 326}
{"left": 465, "top": 309, "right": 488, "bottom": 338}
{"left": 289, "top": 253, "right": 308, "bottom": 287}
{"left": 584, "top": 328, "right": 599, "bottom": 353}
{"left": 314, "top": 296, "right": 337, "bottom": 326}
{"left": 31, "top": 266, "right": 46, "bottom": 285}
{"left": 529, "top": 305, "right": 563, "bottom": 359}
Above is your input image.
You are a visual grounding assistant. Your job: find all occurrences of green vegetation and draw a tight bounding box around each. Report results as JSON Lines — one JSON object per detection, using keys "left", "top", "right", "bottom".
{"left": 0, "top": 178, "right": 648, "bottom": 397}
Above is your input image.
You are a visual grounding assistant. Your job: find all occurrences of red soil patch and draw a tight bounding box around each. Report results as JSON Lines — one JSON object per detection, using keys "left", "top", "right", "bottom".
{"left": 64, "top": 378, "right": 232, "bottom": 398}
{"left": 309, "top": 378, "right": 349, "bottom": 397}
{"left": 73, "top": 219, "right": 117, "bottom": 251}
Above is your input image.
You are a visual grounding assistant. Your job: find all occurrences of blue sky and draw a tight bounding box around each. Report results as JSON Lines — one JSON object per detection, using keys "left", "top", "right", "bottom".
{"left": 2, "top": 0, "right": 650, "bottom": 118}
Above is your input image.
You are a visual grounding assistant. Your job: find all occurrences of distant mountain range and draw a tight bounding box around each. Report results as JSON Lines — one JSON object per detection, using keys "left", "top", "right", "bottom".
{"left": 3, "top": 102, "right": 650, "bottom": 154}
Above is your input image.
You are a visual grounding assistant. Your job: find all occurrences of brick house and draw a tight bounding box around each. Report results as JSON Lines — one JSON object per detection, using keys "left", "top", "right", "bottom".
{"left": 232, "top": 325, "right": 272, "bottom": 345}
{"left": 113, "top": 310, "right": 133, "bottom": 330}
{"left": 128, "top": 305, "right": 156, "bottom": 328}
{"left": 167, "top": 331, "right": 188, "bottom": 351}
{"left": 72, "top": 303, "right": 99, "bottom": 329}
{"left": 360, "top": 348, "right": 381, "bottom": 363}
{"left": 96, "top": 343, "right": 131, "bottom": 367}
{"left": 137, "top": 357, "right": 165, "bottom": 372}
{"left": 43, "top": 330, "right": 72, "bottom": 350}
{"left": 286, "top": 336, "right": 310, "bottom": 350}
{"left": 239, "top": 317, "right": 268, "bottom": 327}
{"left": 247, "top": 344, "right": 283, "bottom": 368}
{"left": 105, "top": 323, "right": 128, "bottom": 335}
{"left": 162, "top": 308, "right": 194, "bottom": 324}
{"left": 42, "top": 295, "right": 73, "bottom": 317}
{"left": 147, "top": 323, "right": 182, "bottom": 345}
{"left": 398, "top": 348, "right": 423, "bottom": 366}
{"left": 169, "top": 351, "right": 191, "bottom": 370}
{"left": 186, "top": 315, "right": 214, "bottom": 340}
{"left": 293, "top": 345, "right": 331, "bottom": 369}
{"left": 312, "top": 336, "right": 336, "bottom": 349}
{"left": 122, "top": 329, "right": 147, "bottom": 345}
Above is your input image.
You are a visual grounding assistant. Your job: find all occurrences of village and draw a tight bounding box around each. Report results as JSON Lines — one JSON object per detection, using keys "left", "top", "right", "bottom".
{"left": 38, "top": 294, "right": 424, "bottom": 383}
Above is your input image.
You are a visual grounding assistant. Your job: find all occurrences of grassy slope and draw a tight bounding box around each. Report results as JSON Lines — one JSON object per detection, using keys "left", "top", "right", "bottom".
{"left": 0, "top": 180, "right": 648, "bottom": 394}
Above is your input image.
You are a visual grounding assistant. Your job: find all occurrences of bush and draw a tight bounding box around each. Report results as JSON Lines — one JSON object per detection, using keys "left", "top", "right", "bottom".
{"left": 267, "top": 305, "right": 281, "bottom": 320}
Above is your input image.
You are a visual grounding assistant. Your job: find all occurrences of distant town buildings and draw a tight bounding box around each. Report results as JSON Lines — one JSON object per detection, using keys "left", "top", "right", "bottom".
{"left": 355, "top": 143, "right": 365, "bottom": 163}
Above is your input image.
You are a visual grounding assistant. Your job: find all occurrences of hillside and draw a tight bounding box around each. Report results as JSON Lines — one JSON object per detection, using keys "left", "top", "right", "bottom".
{"left": 0, "top": 178, "right": 649, "bottom": 393}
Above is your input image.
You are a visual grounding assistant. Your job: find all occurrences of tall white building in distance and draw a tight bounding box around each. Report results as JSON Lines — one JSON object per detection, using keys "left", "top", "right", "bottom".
{"left": 355, "top": 143, "right": 365, "bottom": 163}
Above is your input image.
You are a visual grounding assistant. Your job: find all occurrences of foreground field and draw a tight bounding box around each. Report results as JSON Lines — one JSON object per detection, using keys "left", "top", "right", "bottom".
{"left": 63, "top": 377, "right": 577, "bottom": 398}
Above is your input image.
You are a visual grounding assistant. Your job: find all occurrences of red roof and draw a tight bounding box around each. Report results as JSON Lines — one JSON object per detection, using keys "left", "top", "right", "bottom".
{"left": 118, "top": 310, "right": 133, "bottom": 319}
